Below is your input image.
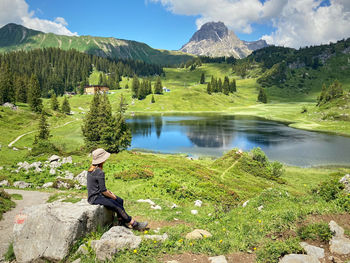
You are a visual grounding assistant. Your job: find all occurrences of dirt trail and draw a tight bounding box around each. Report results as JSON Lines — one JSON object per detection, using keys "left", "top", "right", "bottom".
{"left": 0, "top": 189, "right": 51, "bottom": 259}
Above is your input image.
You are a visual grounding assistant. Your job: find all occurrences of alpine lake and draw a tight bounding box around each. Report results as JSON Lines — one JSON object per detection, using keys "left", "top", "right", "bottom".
{"left": 127, "top": 114, "right": 350, "bottom": 167}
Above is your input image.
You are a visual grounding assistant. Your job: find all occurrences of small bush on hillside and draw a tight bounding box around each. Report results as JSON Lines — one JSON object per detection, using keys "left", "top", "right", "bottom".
{"left": 312, "top": 179, "right": 344, "bottom": 201}
{"left": 114, "top": 168, "right": 154, "bottom": 180}
{"left": 270, "top": 161, "right": 284, "bottom": 178}
{"left": 251, "top": 147, "right": 268, "bottom": 164}
{"left": 256, "top": 238, "right": 304, "bottom": 263}
{"left": 0, "top": 189, "right": 15, "bottom": 220}
{"left": 335, "top": 193, "right": 350, "bottom": 212}
{"left": 30, "top": 140, "right": 60, "bottom": 156}
{"left": 297, "top": 223, "right": 333, "bottom": 242}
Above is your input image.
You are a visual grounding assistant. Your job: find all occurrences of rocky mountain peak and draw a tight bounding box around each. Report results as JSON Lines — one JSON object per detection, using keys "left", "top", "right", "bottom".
{"left": 189, "top": 22, "right": 229, "bottom": 42}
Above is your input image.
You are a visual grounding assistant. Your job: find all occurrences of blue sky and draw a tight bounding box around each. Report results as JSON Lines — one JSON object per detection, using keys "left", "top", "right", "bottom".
{"left": 1, "top": 0, "right": 349, "bottom": 50}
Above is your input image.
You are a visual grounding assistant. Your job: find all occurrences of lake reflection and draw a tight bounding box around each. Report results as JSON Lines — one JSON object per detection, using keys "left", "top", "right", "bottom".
{"left": 126, "top": 115, "right": 350, "bottom": 167}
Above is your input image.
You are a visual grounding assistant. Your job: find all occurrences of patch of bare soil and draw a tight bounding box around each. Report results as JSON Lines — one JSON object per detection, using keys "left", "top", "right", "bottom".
{"left": 133, "top": 216, "right": 192, "bottom": 230}
{"left": 161, "top": 252, "right": 256, "bottom": 263}
{"left": 304, "top": 214, "right": 350, "bottom": 232}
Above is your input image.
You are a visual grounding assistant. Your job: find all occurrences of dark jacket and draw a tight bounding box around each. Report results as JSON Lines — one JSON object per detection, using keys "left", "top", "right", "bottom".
{"left": 87, "top": 167, "right": 107, "bottom": 204}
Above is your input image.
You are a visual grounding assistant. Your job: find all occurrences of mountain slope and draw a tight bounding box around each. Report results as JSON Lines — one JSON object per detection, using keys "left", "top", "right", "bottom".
{"left": 0, "top": 23, "right": 193, "bottom": 65}
{"left": 180, "top": 22, "right": 268, "bottom": 59}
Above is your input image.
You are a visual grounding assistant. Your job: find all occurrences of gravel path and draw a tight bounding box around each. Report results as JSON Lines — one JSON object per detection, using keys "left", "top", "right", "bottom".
{"left": 0, "top": 189, "right": 51, "bottom": 259}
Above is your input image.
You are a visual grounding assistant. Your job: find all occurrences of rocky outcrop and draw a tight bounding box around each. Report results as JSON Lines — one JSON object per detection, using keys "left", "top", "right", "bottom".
{"left": 13, "top": 199, "right": 113, "bottom": 263}
{"left": 13, "top": 181, "right": 32, "bottom": 188}
{"left": 329, "top": 220, "right": 350, "bottom": 255}
{"left": 339, "top": 174, "right": 350, "bottom": 193}
{"left": 180, "top": 21, "right": 268, "bottom": 58}
{"left": 279, "top": 254, "right": 320, "bottom": 263}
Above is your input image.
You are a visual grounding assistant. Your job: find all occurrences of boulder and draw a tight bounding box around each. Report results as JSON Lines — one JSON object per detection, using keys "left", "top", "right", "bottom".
{"left": 143, "top": 233, "right": 168, "bottom": 242}
{"left": 194, "top": 200, "right": 202, "bottom": 207}
{"left": 329, "top": 220, "right": 350, "bottom": 255}
{"left": 62, "top": 156, "right": 73, "bottom": 164}
{"left": 0, "top": 180, "right": 9, "bottom": 187}
{"left": 13, "top": 181, "right": 31, "bottom": 189}
{"left": 13, "top": 199, "right": 113, "bottom": 263}
{"left": 48, "top": 155, "right": 61, "bottom": 162}
{"left": 50, "top": 161, "right": 61, "bottom": 169}
{"left": 339, "top": 174, "right": 350, "bottom": 193}
{"left": 300, "top": 242, "right": 324, "bottom": 259}
{"left": 185, "top": 229, "right": 212, "bottom": 240}
{"left": 3, "top": 102, "right": 18, "bottom": 110}
{"left": 91, "top": 226, "right": 141, "bottom": 261}
{"left": 279, "top": 254, "right": 320, "bottom": 263}
{"left": 77, "top": 244, "right": 89, "bottom": 255}
{"left": 64, "top": 170, "right": 74, "bottom": 180}
{"left": 75, "top": 171, "right": 87, "bottom": 186}
{"left": 42, "top": 182, "right": 54, "bottom": 188}
{"left": 49, "top": 168, "right": 56, "bottom": 175}
{"left": 329, "top": 220, "right": 344, "bottom": 237}
{"left": 209, "top": 255, "right": 228, "bottom": 263}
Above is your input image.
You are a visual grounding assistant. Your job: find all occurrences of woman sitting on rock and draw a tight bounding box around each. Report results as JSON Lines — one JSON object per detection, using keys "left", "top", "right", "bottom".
{"left": 87, "top": 148, "right": 148, "bottom": 231}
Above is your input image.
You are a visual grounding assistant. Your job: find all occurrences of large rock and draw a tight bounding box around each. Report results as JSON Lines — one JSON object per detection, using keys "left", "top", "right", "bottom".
{"left": 13, "top": 199, "right": 113, "bottom": 263}
{"left": 209, "top": 255, "right": 228, "bottom": 263}
{"left": 329, "top": 220, "right": 350, "bottom": 255}
{"left": 185, "top": 229, "right": 212, "bottom": 240}
{"left": 75, "top": 171, "right": 87, "bottom": 186}
{"left": 13, "top": 181, "right": 31, "bottom": 188}
{"left": 0, "top": 180, "right": 9, "bottom": 187}
{"left": 339, "top": 174, "right": 350, "bottom": 193}
{"left": 300, "top": 242, "right": 324, "bottom": 259}
{"left": 91, "top": 226, "right": 141, "bottom": 261}
{"left": 279, "top": 254, "right": 320, "bottom": 263}
{"left": 48, "top": 155, "right": 61, "bottom": 162}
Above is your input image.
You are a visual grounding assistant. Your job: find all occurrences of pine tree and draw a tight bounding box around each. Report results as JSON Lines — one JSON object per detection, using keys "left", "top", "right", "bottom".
{"left": 98, "top": 73, "right": 103, "bottom": 86}
{"left": 211, "top": 76, "right": 217, "bottom": 93}
{"left": 258, "top": 88, "right": 267, "bottom": 103}
{"left": 131, "top": 75, "right": 140, "bottom": 98}
{"left": 151, "top": 95, "right": 155, "bottom": 103}
{"left": 14, "top": 75, "right": 27, "bottom": 103}
{"left": 51, "top": 93, "right": 59, "bottom": 111}
{"left": 217, "top": 78, "right": 223, "bottom": 93}
{"left": 200, "top": 73, "right": 205, "bottom": 84}
{"left": 28, "top": 74, "right": 43, "bottom": 113}
{"left": 61, "top": 96, "right": 71, "bottom": 114}
{"left": 0, "top": 64, "right": 15, "bottom": 104}
{"left": 125, "top": 83, "right": 129, "bottom": 89}
{"left": 82, "top": 93, "right": 101, "bottom": 148}
{"left": 230, "top": 78, "right": 237, "bottom": 92}
{"left": 223, "top": 76, "right": 230, "bottom": 95}
{"left": 37, "top": 110, "right": 50, "bottom": 140}
{"left": 154, "top": 76, "right": 163, "bottom": 94}
{"left": 207, "top": 83, "right": 212, "bottom": 94}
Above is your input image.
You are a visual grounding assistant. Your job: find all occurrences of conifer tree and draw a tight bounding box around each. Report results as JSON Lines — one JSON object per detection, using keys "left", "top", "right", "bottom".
{"left": 125, "top": 83, "right": 129, "bottom": 89}
{"left": 131, "top": 75, "right": 140, "bottom": 98}
{"left": 207, "top": 83, "right": 212, "bottom": 94}
{"left": 230, "top": 78, "right": 237, "bottom": 92}
{"left": 211, "top": 76, "right": 217, "bottom": 93}
{"left": 217, "top": 78, "right": 223, "bottom": 93}
{"left": 200, "top": 73, "right": 205, "bottom": 84}
{"left": 258, "top": 87, "right": 267, "bottom": 103}
{"left": 51, "top": 93, "right": 59, "bottom": 111}
{"left": 14, "top": 75, "right": 27, "bottom": 103}
{"left": 154, "top": 76, "right": 163, "bottom": 94}
{"left": 28, "top": 74, "right": 43, "bottom": 113}
{"left": 147, "top": 80, "right": 152, "bottom": 95}
{"left": 223, "top": 76, "right": 230, "bottom": 95}
{"left": 61, "top": 96, "right": 71, "bottom": 114}
{"left": 37, "top": 110, "right": 50, "bottom": 140}
{"left": 98, "top": 73, "right": 103, "bottom": 86}
{"left": 151, "top": 95, "right": 155, "bottom": 103}
{"left": 0, "top": 64, "right": 15, "bottom": 104}
{"left": 82, "top": 93, "right": 101, "bottom": 148}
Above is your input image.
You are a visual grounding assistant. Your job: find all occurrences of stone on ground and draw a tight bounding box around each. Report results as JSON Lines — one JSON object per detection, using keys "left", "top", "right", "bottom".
{"left": 13, "top": 199, "right": 113, "bottom": 263}
{"left": 75, "top": 171, "right": 87, "bottom": 186}
{"left": 279, "top": 254, "right": 320, "bottom": 263}
{"left": 339, "top": 174, "right": 350, "bottom": 193}
{"left": 209, "top": 255, "right": 228, "bottom": 263}
{"left": 13, "top": 181, "right": 31, "bottom": 189}
{"left": 0, "top": 180, "right": 9, "bottom": 187}
{"left": 48, "top": 155, "right": 61, "bottom": 162}
{"left": 185, "top": 229, "right": 212, "bottom": 239}
{"left": 42, "top": 182, "right": 54, "bottom": 188}
{"left": 329, "top": 220, "right": 350, "bottom": 255}
{"left": 300, "top": 242, "right": 324, "bottom": 259}
{"left": 143, "top": 233, "right": 168, "bottom": 242}
{"left": 91, "top": 226, "right": 141, "bottom": 261}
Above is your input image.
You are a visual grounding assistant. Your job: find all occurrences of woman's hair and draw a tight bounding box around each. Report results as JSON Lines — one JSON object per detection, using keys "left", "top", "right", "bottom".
{"left": 88, "top": 162, "right": 104, "bottom": 172}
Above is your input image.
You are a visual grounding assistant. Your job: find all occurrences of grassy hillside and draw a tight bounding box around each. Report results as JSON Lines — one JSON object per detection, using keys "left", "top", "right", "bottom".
{"left": 0, "top": 23, "right": 193, "bottom": 65}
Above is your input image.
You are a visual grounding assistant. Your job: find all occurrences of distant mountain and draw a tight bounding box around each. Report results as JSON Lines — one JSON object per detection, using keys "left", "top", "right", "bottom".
{"left": 0, "top": 23, "right": 193, "bottom": 65}
{"left": 180, "top": 22, "right": 268, "bottom": 59}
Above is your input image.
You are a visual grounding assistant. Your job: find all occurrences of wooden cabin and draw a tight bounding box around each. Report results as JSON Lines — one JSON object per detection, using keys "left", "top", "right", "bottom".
{"left": 84, "top": 86, "right": 109, "bottom": 95}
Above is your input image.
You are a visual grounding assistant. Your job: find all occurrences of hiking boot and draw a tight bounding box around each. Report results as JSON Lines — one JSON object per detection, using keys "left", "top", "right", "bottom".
{"left": 132, "top": 221, "right": 148, "bottom": 231}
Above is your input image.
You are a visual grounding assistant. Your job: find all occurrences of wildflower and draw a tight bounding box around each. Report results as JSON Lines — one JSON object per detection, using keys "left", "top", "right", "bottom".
{"left": 133, "top": 249, "right": 137, "bottom": 254}
{"left": 144, "top": 230, "right": 148, "bottom": 234}
{"left": 222, "top": 228, "right": 226, "bottom": 231}
{"left": 189, "top": 242, "right": 193, "bottom": 246}
{"left": 258, "top": 220, "right": 262, "bottom": 223}
{"left": 219, "top": 239, "right": 223, "bottom": 243}
{"left": 178, "top": 239, "right": 183, "bottom": 243}
{"left": 154, "top": 240, "right": 157, "bottom": 244}
{"left": 254, "top": 247, "right": 257, "bottom": 250}
{"left": 303, "top": 184, "right": 307, "bottom": 187}
{"left": 203, "top": 235, "right": 207, "bottom": 238}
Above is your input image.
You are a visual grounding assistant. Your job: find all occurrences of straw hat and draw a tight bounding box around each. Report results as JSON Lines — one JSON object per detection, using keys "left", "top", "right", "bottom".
{"left": 92, "top": 148, "right": 110, "bottom": 165}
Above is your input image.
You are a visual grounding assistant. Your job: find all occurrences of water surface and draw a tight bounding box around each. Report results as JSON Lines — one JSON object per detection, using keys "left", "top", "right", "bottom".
{"left": 127, "top": 115, "right": 350, "bottom": 167}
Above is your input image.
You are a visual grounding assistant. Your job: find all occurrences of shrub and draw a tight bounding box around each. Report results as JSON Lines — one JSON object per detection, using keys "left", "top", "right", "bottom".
{"left": 31, "top": 140, "right": 59, "bottom": 156}
{"left": 115, "top": 168, "right": 154, "bottom": 180}
{"left": 251, "top": 147, "right": 268, "bottom": 164}
{"left": 270, "top": 161, "right": 284, "bottom": 178}
{"left": 297, "top": 223, "right": 333, "bottom": 242}
{"left": 312, "top": 179, "right": 344, "bottom": 201}
{"left": 0, "top": 189, "right": 15, "bottom": 220}
{"left": 257, "top": 238, "right": 304, "bottom": 263}
{"left": 336, "top": 193, "right": 350, "bottom": 212}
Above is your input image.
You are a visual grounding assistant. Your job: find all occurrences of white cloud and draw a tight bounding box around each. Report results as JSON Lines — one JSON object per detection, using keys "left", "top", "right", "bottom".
{"left": 150, "top": 0, "right": 350, "bottom": 48}
{"left": 0, "top": 0, "right": 77, "bottom": 36}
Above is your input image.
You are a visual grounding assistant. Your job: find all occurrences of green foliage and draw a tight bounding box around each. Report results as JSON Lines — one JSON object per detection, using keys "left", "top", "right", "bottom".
{"left": 335, "top": 193, "right": 350, "bottom": 212}
{"left": 317, "top": 80, "right": 344, "bottom": 106}
{"left": 4, "top": 243, "right": 15, "bottom": 261}
{"left": 115, "top": 168, "right": 154, "bottom": 180}
{"left": 50, "top": 93, "right": 59, "bottom": 111}
{"left": 297, "top": 223, "right": 332, "bottom": 242}
{"left": 31, "top": 139, "right": 59, "bottom": 156}
{"left": 0, "top": 63, "right": 15, "bottom": 104}
{"left": 301, "top": 106, "right": 308, "bottom": 113}
{"left": 151, "top": 95, "right": 155, "bottom": 103}
{"left": 0, "top": 189, "right": 15, "bottom": 220}
{"left": 27, "top": 74, "right": 43, "bottom": 112}
{"left": 154, "top": 76, "right": 163, "bottom": 94}
{"left": 251, "top": 147, "right": 268, "bottom": 164}
{"left": 131, "top": 75, "right": 140, "bottom": 98}
{"left": 200, "top": 72, "right": 205, "bottom": 84}
{"left": 36, "top": 110, "right": 50, "bottom": 140}
{"left": 11, "top": 193, "right": 23, "bottom": 200}
{"left": 257, "top": 238, "right": 303, "bottom": 263}
{"left": 312, "top": 178, "right": 344, "bottom": 202}
{"left": 61, "top": 96, "right": 71, "bottom": 114}
{"left": 258, "top": 87, "right": 267, "bottom": 103}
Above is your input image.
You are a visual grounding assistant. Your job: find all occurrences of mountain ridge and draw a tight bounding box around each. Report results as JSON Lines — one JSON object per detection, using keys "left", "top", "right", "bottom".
{"left": 180, "top": 21, "right": 268, "bottom": 59}
{"left": 0, "top": 23, "right": 193, "bottom": 65}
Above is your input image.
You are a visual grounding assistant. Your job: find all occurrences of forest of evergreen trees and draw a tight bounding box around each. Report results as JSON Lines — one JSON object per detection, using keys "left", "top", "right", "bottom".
{"left": 207, "top": 76, "right": 236, "bottom": 95}
{"left": 0, "top": 48, "right": 164, "bottom": 103}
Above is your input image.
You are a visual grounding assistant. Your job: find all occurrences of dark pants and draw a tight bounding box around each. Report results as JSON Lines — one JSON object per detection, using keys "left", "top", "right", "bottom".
{"left": 92, "top": 195, "right": 132, "bottom": 223}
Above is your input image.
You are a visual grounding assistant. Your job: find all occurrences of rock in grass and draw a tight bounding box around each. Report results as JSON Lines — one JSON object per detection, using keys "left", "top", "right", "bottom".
{"left": 77, "top": 244, "right": 89, "bottom": 255}
{"left": 300, "top": 242, "right": 324, "bottom": 259}
{"left": 42, "top": 182, "right": 53, "bottom": 188}
{"left": 13, "top": 199, "right": 113, "bottom": 263}
{"left": 194, "top": 200, "right": 202, "bottom": 207}
{"left": 329, "top": 220, "right": 350, "bottom": 255}
{"left": 75, "top": 171, "right": 87, "bottom": 186}
{"left": 191, "top": 210, "right": 198, "bottom": 215}
{"left": 91, "top": 226, "right": 141, "bottom": 261}
{"left": 13, "top": 181, "right": 31, "bottom": 188}
{"left": 339, "top": 174, "right": 350, "bottom": 193}
{"left": 209, "top": 255, "right": 228, "bottom": 263}
{"left": 185, "top": 229, "right": 212, "bottom": 240}
{"left": 48, "top": 155, "right": 61, "bottom": 162}
{"left": 279, "top": 254, "right": 320, "bottom": 263}
{"left": 0, "top": 180, "right": 9, "bottom": 187}
{"left": 143, "top": 233, "right": 168, "bottom": 242}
